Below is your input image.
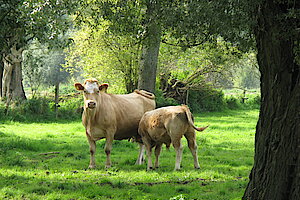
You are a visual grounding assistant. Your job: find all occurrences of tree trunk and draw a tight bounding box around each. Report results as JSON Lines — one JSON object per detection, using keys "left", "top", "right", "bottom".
{"left": 243, "top": 1, "right": 300, "bottom": 199}
{"left": 2, "top": 45, "right": 26, "bottom": 101}
{"left": 54, "top": 82, "right": 60, "bottom": 119}
{"left": 138, "top": 1, "right": 161, "bottom": 93}
{"left": 0, "top": 54, "right": 3, "bottom": 98}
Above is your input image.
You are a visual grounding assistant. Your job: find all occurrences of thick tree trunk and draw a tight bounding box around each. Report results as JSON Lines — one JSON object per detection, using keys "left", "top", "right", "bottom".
{"left": 243, "top": 1, "right": 300, "bottom": 199}
{"left": 138, "top": 1, "right": 161, "bottom": 93}
{"left": 2, "top": 45, "right": 26, "bottom": 101}
{"left": 0, "top": 54, "right": 3, "bottom": 98}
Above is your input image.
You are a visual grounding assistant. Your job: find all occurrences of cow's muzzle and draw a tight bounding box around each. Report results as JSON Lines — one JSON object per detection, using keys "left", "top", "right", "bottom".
{"left": 87, "top": 101, "right": 96, "bottom": 109}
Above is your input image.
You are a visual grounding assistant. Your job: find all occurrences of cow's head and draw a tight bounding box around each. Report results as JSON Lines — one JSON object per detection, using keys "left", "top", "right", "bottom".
{"left": 74, "top": 79, "right": 108, "bottom": 110}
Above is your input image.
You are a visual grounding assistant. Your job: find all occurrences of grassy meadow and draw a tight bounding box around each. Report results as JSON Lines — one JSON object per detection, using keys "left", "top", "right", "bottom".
{"left": 0, "top": 109, "right": 258, "bottom": 200}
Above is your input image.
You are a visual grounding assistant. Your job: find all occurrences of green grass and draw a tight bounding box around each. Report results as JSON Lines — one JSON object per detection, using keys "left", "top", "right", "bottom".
{"left": 0, "top": 109, "right": 258, "bottom": 200}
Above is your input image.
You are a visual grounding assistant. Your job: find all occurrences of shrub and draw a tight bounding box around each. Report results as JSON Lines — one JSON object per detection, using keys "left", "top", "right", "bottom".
{"left": 0, "top": 95, "right": 82, "bottom": 122}
{"left": 155, "top": 90, "right": 178, "bottom": 108}
{"left": 188, "top": 88, "right": 226, "bottom": 112}
{"left": 244, "top": 94, "right": 261, "bottom": 109}
{"left": 58, "top": 95, "right": 83, "bottom": 119}
{"left": 19, "top": 97, "right": 51, "bottom": 115}
{"left": 225, "top": 96, "right": 241, "bottom": 109}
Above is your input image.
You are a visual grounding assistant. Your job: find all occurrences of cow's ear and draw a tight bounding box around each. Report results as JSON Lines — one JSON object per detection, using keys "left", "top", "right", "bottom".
{"left": 74, "top": 83, "right": 84, "bottom": 91}
{"left": 99, "top": 83, "right": 109, "bottom": 93}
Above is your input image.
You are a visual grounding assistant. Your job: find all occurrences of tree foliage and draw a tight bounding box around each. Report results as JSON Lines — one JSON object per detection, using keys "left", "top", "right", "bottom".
{"left": 65, "top": 23, "right": 141, "bottom": 93}
{"left": 1, "top": 0, "right": 75, "bottom": 51}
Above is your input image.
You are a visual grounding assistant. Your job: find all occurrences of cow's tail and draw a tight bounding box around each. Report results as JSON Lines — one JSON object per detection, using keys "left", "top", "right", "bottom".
{"left": 182, "top": 105, "right": 209, "bottom": 132}
{"left": 134, "top": 90, "right": 155, "bottom": 100}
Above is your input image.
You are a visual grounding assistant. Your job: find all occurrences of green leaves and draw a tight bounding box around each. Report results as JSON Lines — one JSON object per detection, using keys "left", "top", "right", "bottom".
{"left": 64, "top": 23, "right": 140, "bottom": 93}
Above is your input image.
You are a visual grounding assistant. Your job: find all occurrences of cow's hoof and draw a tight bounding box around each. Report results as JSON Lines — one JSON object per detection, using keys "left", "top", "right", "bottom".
{"left": 147, "top": 167, "right": 153, "bottom": 171}
{"left": 105, "top": 165, "right": 112, "bottom": 169}
{"left": 195, "top": 166, "right": 200, "bottom": 170}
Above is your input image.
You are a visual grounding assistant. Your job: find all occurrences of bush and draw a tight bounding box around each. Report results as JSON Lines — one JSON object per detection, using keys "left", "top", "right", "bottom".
{"left": 0, "top": 95, "right": 82, "bottom": 122}
{"left": 19, "top": 97, "right": 51, "bottom": 115}
{"left": 58, "top": 95, "right": 83, "bottom": 119}
{"left": 225, "top": 96, "right": 241, "bottom": 109}
{"left": 244, "top": 94, "right": 261, "bottom": 109}
{"left": 155, "top": 90, "right": 178, "bottom": 108}
{"left": 188, "top": 88, "right": 226, "bottom": 112}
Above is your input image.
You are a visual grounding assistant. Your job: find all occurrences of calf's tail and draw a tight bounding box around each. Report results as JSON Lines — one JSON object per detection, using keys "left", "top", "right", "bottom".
{"left": 182, "top": 105, "right": 209, "bottom": 132}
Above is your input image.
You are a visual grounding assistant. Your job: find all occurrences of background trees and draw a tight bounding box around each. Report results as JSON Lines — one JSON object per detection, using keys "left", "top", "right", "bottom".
{"left": 0, "top": 0, "right": 74, "bottom": 101}
{"left": 65, "top": 24, "right": 140, "bottom": 93}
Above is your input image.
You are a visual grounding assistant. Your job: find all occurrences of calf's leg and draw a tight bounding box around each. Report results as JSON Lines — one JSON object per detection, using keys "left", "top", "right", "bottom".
{"left": 143, "top": 140, "right": 153, "bottom": 170}
{"left": 154, "top": 143, "right": 162, "bottom": 168}
{"left": 172, "top": 139, "right": 183, "bottom": 170}
{"left": 184, "top": 131, "right": 200, "bottom": 169}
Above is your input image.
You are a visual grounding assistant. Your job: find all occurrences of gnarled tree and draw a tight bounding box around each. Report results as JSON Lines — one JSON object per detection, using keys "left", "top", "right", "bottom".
{"left": 243, "top": 0, "right": 300, "bottom": 199}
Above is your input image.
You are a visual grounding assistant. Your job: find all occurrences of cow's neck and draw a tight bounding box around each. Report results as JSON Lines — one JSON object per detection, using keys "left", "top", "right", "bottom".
{"left": 84, "top": 108, "right": 96, "bottom": 120}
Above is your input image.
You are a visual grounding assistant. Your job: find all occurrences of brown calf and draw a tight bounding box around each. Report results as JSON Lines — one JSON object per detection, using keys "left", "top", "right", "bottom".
{"left": 138, "top": 105, "right": 208, "bottom": 170}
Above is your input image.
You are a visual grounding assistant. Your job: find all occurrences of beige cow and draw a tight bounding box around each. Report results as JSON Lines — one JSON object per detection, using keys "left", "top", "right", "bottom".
{"left": 75, "top": 79, "right": 155, "bottom": 168}
{"left": 138, "top": 105, "right": 208, "bottom": 170}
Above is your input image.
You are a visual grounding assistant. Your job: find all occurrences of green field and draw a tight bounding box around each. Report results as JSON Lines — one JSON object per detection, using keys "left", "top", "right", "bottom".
{"left": 0, "top": 109, "right": 258, "bottom": 200}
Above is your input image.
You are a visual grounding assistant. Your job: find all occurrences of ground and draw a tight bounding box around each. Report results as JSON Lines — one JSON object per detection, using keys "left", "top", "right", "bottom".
{"left": 0, "top": 109, "right": 258, "bottom": 200}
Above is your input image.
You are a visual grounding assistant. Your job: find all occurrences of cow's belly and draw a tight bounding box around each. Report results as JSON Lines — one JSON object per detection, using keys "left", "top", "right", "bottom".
{"left": 114, "top": 127, "right": 138, "bottom": 140}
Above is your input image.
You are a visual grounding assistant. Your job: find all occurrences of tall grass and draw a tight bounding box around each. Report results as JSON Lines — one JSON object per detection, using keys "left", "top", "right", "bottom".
{"left": 0, "top": 109, "right": 258, "bottom": 199}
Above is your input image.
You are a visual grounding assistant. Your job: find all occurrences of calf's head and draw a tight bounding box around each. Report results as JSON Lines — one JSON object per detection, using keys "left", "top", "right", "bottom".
{"left": 74, "top": 79, "right": 108, "bottom": 110}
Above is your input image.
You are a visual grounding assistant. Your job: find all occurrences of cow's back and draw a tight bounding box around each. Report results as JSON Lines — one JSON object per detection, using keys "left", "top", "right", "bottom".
{"left": 109, "top": 92, "right": 155, "bottom": 140}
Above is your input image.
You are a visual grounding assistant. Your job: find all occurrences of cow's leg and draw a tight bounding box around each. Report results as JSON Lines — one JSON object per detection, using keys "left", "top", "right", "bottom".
{"left": 86, "top": 133, "right": 96, "bottom": 168}
{"left": 184, "top": 131, "right": 200, "bottom": 169}
{"left": 154, "top": 143, "right": 162, "bottom": 168}
{"left": 104, "top": 135, "right": 113, "bottom": 168}
{"left": 172, "top": 138, "right": 183, "bottom": 170}
{"left": 136, "top": 143, "right": 145, "bottom": 165}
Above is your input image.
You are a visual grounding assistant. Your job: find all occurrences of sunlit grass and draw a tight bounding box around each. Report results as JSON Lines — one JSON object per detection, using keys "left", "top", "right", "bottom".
{"left": 0, "top": 109, "right": 258, "bottom": 199}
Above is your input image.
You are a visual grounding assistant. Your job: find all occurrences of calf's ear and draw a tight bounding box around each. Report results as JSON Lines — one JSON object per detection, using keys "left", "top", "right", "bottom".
{"left": 74, "top": 83, "right": 84, "bottom": 91}
{"left": 99, "top": 83, "right": 109, "bottom": 93}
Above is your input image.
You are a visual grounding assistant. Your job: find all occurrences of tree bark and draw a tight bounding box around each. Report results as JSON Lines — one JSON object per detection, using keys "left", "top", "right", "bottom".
{"left": 2, "top": 45, "right": 26, "bottom": 101}
{"left": 0, "top": 54, "right": 3, "bottom": 98}
{"left": 138, "top": 0, "right": 161, "bottom": 93}
{"left": 243, "top": 1, "right": 300, "bottom": 199}
{"left": 54, "top": 82, "right": 59, "bottom": 119}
